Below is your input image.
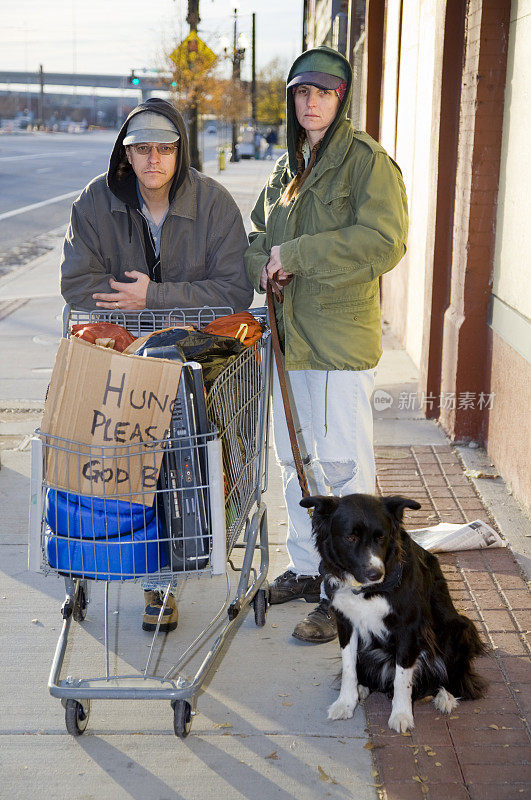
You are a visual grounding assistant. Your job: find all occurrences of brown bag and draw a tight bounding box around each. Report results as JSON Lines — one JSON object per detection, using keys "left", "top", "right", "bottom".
{"left": 202, "top": 312, "right": 263, "bottom": 348}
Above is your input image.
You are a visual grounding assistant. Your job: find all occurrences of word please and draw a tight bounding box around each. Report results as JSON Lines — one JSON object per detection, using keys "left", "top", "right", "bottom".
{"left": 91, "top": 410, "right": 169, "bottom": 443}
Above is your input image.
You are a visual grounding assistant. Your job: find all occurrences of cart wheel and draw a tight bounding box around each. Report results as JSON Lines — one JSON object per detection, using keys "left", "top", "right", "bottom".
{"left": 253, "top": 588, "right": 268, "bottom": 627}
{"left": 73, "top": 583, "right": 88, "bottom": 622}
{"left": 65, "top": 699, "right": 90, "bottom": 736}
{"left": 172, "top": 700, "right": 193, "bottom": 738}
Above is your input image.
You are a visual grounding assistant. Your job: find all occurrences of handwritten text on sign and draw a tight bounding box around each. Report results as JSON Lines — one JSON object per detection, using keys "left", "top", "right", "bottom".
{"left": 41, "top": 337, "right": 182, "bottom": 504}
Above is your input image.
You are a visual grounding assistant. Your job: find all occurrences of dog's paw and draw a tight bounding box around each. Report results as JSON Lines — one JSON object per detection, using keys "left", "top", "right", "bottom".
{"left": 328, "top": 697, "right": 357, "bottom": 720}
{"left": 357, "top": 684, "right": 370, "bottom": 701}
{"left": 388, "top": 711, "right": 415, "bottom": 733}
{"left": 434, "top": 687, "right": 459, "bottom": 714}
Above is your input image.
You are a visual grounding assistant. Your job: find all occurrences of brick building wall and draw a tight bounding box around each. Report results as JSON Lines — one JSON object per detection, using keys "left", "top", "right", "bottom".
{"left": 375, "top": 1, "right": 529, "bottom": 510}
{"left": 439, "top": 0, "right": 511, "bottom": 441}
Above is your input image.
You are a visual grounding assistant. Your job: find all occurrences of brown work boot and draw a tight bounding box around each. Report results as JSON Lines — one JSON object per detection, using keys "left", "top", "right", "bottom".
{"left": 269, "top": 569, "right": 322, "bottom": 605}
{"left": 142, "top": 590, "right": 178, "bottom": 633}
{"left": 292, "top": 599, "right": 337, "bottom": 643}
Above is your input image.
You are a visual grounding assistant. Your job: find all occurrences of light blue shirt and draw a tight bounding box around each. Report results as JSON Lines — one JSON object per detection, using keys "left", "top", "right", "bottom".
{"left": 136, "top": 181, "right": 168, "bottom": 258}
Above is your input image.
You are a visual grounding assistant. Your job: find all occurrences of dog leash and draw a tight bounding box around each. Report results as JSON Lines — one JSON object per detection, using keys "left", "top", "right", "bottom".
{"left": 266, "top": 278, "right": 311, "bottom": 501}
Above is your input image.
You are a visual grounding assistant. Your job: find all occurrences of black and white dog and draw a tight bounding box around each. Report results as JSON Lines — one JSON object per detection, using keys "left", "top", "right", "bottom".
{"left": 300, "top": 493, "right": 487, "bottom": 733}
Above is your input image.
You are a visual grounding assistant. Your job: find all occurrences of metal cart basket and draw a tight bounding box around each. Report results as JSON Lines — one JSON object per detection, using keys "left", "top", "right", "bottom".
{"left": 28, "top": 306, "right": 271, "bottom": 737}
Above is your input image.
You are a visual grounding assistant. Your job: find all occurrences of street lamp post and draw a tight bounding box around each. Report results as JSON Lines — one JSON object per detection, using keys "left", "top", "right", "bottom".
{"left": 230, "top": 6, "right": 245, "bottom": 162}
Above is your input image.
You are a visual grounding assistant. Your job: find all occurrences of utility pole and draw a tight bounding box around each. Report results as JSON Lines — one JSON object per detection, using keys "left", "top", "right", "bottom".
{"left": 251, "top": 13, "right": 256, "bottom": 127}
{"left": 187, "top": 0, "right": 202, "bottom": 170}
{"left": 38, "top": 64, "right": 44, "bottom": 124}
{"left": 229, "top": 7, "right": 247, "bottom": 162}
{"left": 230, "top": 8, "right": 240, "bottom": 163}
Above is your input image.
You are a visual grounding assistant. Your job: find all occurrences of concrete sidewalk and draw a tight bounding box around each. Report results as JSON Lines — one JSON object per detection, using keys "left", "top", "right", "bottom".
{"left": 0, "top": 157, "right": 529, "bottom": 800}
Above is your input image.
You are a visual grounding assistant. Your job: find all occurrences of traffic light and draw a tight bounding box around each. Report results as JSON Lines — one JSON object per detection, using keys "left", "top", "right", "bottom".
{"left": 129, "top": 70, "right": 140, "bottom": 86}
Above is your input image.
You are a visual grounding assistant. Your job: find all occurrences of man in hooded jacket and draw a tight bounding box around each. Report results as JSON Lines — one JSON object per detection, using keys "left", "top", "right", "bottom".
{"left": 60, "top": 98, "right": 253, "bottom": 632}
{"left": 61, "top": 97, "right": 253, "bottom": 312}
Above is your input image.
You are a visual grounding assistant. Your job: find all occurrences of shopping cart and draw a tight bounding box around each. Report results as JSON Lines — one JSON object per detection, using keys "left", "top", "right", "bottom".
{"left": 28, "top": 306, "right": 272, "bottom": 737}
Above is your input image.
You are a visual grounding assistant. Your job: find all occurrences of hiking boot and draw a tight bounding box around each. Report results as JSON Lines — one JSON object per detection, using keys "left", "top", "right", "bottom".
{"left": 269, "top": 569, "right": 322, "bottom": 605}
{"left": 292, "top": 599, "right": 337, "bottom": 643}
{"left": 142, "top": 590, "right": 178, "bottom": 633}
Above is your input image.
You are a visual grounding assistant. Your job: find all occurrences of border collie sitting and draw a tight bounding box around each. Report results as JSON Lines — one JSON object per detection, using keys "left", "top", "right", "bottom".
{"left": 300, "top": 493, "right": 487, "bottom": 733}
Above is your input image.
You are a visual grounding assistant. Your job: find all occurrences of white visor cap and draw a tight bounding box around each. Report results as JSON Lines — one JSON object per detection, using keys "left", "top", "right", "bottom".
{"left": 123, "top": 111, "right": 180, "bottom": 145}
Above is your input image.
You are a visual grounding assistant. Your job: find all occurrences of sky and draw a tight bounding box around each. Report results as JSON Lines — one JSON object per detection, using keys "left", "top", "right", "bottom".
{"left": 2, "top": 0, "right": 303, "bottom": 82}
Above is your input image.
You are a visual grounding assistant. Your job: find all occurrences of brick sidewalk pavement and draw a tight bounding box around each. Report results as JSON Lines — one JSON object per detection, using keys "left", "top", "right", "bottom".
{"left": 366, "top": 444, "right": 530, "bottom": 800}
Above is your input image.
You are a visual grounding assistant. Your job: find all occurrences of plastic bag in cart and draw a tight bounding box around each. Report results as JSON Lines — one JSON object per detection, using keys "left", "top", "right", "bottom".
{"left": 45, "top": 490, "right": 168, "bottom": 580}
{"left": 129, "top": 329, "right": 246, "bottom": 392}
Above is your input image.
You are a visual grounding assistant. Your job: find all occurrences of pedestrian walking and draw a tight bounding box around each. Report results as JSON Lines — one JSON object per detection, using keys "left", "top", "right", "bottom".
{"left": 60, "top": 97, "right": 253, "bottom": 632}
{"left": 245, "top": 46, "right": 408, "bottom": 643}
{"left": 264, "top": 128, "right": 277, "bottom": 159}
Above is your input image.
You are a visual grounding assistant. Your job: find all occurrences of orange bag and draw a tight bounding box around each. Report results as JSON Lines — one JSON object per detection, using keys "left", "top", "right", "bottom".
{"left": 202, "top": 312, "right": 263, "bottom": 348}
{"left": 70, "top": 322, "right": 136, "bottom": 353}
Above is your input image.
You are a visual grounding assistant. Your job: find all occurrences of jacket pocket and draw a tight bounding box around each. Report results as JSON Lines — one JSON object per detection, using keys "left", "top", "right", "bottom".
{"left": 317, "top": 292, "right": 378, "bottom": 311}
{"left": 309, "top": 181, "right": 351, "bottom": 207}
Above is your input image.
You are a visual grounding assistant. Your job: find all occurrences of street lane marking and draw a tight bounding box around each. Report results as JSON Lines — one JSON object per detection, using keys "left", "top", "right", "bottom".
{"left": 0, "top": 190, "right": 80, "bottom": 221}
{"left": 0, "top": 151, "right": 77, "bottom": 162}
{"left": 36, "top": 167, "right": 52, "bottom": 173}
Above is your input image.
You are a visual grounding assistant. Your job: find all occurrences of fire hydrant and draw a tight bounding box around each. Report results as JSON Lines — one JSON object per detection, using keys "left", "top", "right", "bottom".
{"left": 218, "top": 147, "right": 226, "bottom": 172}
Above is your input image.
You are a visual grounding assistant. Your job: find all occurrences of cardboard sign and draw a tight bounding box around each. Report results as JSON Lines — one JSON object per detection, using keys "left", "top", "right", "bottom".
{"left": 41, "top": 337, "right": 182, "bottom": 504}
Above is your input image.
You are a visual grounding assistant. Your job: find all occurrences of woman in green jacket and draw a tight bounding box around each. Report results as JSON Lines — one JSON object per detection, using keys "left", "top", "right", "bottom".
{"left": 245, "top": 47, "right": 408, "bottom": 643}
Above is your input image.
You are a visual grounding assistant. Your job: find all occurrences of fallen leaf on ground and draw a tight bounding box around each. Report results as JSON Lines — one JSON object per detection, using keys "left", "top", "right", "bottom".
{"left": 464, "top": 469, "right": 499, "bottom": 479}
{"left": 213, "top": 722, "right": 232, "bottom": 728}
{"left": 265, "top": 751, "right": 278, "bottom": 760}
{"left": 282, "top": 701, "right": 292, "bottom": 706}
{"left": 317, "top": 766, "right": 338, "bottom": 784}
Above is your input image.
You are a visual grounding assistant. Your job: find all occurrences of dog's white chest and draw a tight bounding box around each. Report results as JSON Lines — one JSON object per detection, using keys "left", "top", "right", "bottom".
{"left": 332, "top": 587, "right": 391, "bottom": 642}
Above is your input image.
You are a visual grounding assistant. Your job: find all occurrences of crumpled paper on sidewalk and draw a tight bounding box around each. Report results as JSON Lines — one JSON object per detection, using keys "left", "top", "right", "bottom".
{"left": 409, "top": 519, "right": 505, "bottom": 552}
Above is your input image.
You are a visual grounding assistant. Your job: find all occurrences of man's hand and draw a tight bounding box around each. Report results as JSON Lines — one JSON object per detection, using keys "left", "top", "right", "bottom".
{"left": 93, "top": 270, "right": 149, "bottom": 310}
{"left": 266, "top": 245, "right": 293, "bottom": 286}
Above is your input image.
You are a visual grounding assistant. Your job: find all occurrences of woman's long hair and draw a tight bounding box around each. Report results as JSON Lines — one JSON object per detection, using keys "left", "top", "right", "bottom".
{"left": 280, "top": 127, "right": 323, "bottom": 206}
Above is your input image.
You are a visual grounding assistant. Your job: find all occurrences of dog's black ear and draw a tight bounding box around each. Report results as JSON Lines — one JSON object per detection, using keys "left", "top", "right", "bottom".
{"left": 300, "top": 495, "right": 339, "bottom": 515}
{"left": 382, "top": 495, "right": 421, "bottom": 523}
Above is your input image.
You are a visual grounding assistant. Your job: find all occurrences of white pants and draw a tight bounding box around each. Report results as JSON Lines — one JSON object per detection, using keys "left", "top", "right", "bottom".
{"left": 272, "top": 366, "right": 376, "bottom": 584}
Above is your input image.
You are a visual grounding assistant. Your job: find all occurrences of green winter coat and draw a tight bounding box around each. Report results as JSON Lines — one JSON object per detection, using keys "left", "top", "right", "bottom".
{"left": 245, "top": 47, "right": 408, "bottom": 371}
